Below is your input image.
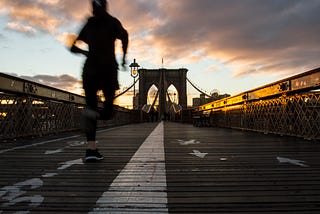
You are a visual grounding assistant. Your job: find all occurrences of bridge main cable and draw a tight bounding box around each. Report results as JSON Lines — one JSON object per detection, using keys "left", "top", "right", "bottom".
{"left": 186, "top": 77, "right": 211, "bottom": 98}
{"left": 114, "top": 77, "right": 139, "bottom": 98}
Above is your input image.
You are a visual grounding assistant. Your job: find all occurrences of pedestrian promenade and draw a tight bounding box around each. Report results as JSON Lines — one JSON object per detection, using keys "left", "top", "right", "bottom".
{"left": 1, "top": 122, "right": 320, "bottom": 213}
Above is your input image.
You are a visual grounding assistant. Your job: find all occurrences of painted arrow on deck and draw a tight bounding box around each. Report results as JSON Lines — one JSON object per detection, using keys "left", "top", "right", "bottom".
{"left": 178, "top": 139, "right": 200, "bottom": 145}
{"left": 277, "top": 156, "right": 309, "bottom": 167}
{"left": 57, "top": 158, "right": 84, "bottom": 170}
{"left": 189, "top": 150, "right": 208, "bottom": 158}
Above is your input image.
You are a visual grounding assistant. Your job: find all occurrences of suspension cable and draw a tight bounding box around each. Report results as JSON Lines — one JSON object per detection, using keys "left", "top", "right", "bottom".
{"left": 115, "top": 76, "right": 211, "bottom": 100}
{"left": 114, "top": 78, "right": 139, "bottom": 98}
{"left": 186, "top": 77, "right": 211, "bottom": 97}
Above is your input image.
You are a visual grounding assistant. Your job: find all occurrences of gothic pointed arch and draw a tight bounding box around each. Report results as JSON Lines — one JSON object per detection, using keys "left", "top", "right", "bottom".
{"left": 147, "top": 84, "right": 159, "bottom": 107}
{"left": 166, "top": 84, "right": 179, "bottom": 104}
{"left": 138, "top": 68, "right": 188, "bottom": 117}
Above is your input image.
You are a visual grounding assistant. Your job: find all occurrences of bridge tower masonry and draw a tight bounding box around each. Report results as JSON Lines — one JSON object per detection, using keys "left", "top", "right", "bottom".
{"left": 138, "top": 68, "right": 188, "bottom": 119}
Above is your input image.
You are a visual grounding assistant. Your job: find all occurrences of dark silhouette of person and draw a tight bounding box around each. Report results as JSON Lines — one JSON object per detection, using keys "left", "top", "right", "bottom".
{"left": 70, "top": 0, "right": 128, "bottom": 162}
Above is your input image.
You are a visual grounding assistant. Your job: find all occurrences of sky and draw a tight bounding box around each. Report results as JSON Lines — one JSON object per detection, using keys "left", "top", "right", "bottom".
{"left": 0, "top": 0, "right": 319, "bottom": 107}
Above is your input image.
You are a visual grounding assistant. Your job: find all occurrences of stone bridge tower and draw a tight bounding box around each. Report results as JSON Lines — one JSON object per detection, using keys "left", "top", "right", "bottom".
{"left": 138, "top": 68, "right": 188, "bottom": 118}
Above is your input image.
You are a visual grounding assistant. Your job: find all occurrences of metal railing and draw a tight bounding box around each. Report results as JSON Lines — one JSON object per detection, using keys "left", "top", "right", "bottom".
{"left": 0, "top": 73, "right": 140, "bottom": 141}
{"left": 193, "top": 67, "right": 320, "bottom": 140}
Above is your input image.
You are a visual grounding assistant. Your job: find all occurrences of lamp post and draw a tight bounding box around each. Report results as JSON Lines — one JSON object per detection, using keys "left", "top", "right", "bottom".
{"left": 129, "top": 59, "right": 140, "bottom": 109}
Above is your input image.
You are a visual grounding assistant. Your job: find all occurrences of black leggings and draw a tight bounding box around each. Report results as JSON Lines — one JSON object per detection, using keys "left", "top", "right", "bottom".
{"left": 84, "top": 81, "right": 115, "bottom": 141}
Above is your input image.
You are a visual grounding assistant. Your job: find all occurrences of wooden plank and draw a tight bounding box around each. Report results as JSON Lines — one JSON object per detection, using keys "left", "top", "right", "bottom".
{"left": 0, "top": 122, "right": 320, "bottom": 213}
{"left": 164, "top": 122, "right": 320, "bottom": 213}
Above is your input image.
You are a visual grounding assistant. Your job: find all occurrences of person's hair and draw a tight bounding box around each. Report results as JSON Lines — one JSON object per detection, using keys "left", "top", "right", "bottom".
{"left": 92, "top": 0, "right": 107, "bottom": 9}
{"left": 92, "top": 0, "right": 108, "bottom": 15}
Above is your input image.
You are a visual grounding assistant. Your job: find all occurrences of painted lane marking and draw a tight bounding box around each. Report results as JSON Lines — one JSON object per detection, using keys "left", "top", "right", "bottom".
{"left": 0, "top": 135, "right": 80, "bottom": 154}
{"left": 96, "top": 126, "right": 120, "bottom": 133}
{"left": 1, "top": 158, "right": 85, "bottom": 212}
{"left": 277, "top": 156, "right": 309, "bottom": 167}
{"left": 45, "top": 149, "right": 64, "bottom": 155}
{"left": 57, "top": 158, "right": 84, "bottom": 170}
{"left": 0, "top": 125, "right": 118, "bottom": 155}
{"left": 67, "top": 141, "right": 85, "bottom": 147}
{"left": 41, "top": 173, "right": 58, "bottom": 178}
{"left": 177, "top": 139, "right": 200, "bottom": 145}
{"left": 189, "top": 150, "right": 208, "bottom": 158}
{"left": 1, "top": 158, "right": 84, "bottom": 211}
{"left": 44, "top": 141, "right": 85, "bottom": 155}
{"left": 0, "top": 178, "right": 44, "bottom": 209}
{"left": 90, "top": 122, "right": 168, "bottom": 213}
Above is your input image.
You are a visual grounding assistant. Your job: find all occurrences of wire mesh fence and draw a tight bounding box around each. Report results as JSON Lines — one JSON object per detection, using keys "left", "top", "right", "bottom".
{"left": 0, "top": 72, "right": 141, "bottom": 141}
{"left": 194, "top": 92, "right": 320, "bottom": 140}
{"left": 0, "top": 93, "right": 82, "bottom": 140}
{"left": 0, "top": 92, "right": 141, "bottom": 141}
{"left": 193, "top": 67, "right": 320, "bottom": 140}
{"left": 241, "top": 92, "right": 320, "bottom": 139}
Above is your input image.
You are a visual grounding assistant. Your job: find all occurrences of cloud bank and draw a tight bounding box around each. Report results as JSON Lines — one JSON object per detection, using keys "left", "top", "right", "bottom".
{"left": 19, "top": 74, "right": 83, "bottom": 95}
{"left": 121, "top": 0, "right": 320, "bottom": 76}
{"left": 1, "top": 0, "right": 319, "bottom": 79}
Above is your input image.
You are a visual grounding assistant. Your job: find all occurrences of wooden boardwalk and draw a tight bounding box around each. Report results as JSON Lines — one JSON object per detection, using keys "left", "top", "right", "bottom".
{"left": 1, "top": 122, "right": 320, "bottom": 213}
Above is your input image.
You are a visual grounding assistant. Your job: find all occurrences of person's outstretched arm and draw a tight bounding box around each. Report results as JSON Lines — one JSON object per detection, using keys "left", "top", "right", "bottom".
{"left": 70, "top": 40, "right": 89, "bottom": 57}
{"left": 115, "top": 19, "right": 128, "bottom": 67}
{"left": 70, "top": 21, "right": 89, "bottom": 57}
{"left": 121, "top": 30, "right": 128, "bottom": 66}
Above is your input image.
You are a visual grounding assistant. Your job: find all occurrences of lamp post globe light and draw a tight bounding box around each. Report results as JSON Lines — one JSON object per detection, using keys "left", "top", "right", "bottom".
{"left": 129, "top": 59, "right": 140, "bottom": 109}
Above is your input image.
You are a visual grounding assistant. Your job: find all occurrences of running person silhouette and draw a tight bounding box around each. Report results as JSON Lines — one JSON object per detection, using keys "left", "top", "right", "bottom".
{"left": 70, "top": 0, "right": 128, "bottom": 162}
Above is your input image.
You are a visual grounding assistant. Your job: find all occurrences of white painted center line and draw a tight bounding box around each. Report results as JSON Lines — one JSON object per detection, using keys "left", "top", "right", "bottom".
{"left": 90, "top": 122, "right": 168, "bottom": 213}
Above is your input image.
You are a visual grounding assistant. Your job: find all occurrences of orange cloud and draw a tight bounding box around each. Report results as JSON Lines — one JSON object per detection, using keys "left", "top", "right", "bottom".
{"left": 57, "top": 32, "right": 82, "bottom": 49}
{"left": 7, "top": 22, "right": 37, "bottom": 35}
{"left": 135, "top": 0, "right": 320, "bottom": 77}
{"left": 1, "top": 0, "right": 319, "bottom": 79}
{"left": 0, "top": 0, "right": 89, "bottom": 35}
{"left": 8, "top": 4, "right": 60, "bottom": 34}
{"left": 18, "top": 74, "right": 84, "bottom": 95}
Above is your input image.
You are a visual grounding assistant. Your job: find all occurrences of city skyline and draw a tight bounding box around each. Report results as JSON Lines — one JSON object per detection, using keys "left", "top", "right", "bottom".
{"left": 0, "top": 0, "right": 319, "bottom": 107}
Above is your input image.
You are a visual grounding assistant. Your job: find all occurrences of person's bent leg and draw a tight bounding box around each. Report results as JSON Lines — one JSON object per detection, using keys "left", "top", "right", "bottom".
{"left": 99, "top": 88, "right": 115, "bottom": 120}
{"left": 82, "top": 82, "right": 103, "bottom": 161}
{"left": 83, "top": 86, "right": 98, "bottom": 141}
